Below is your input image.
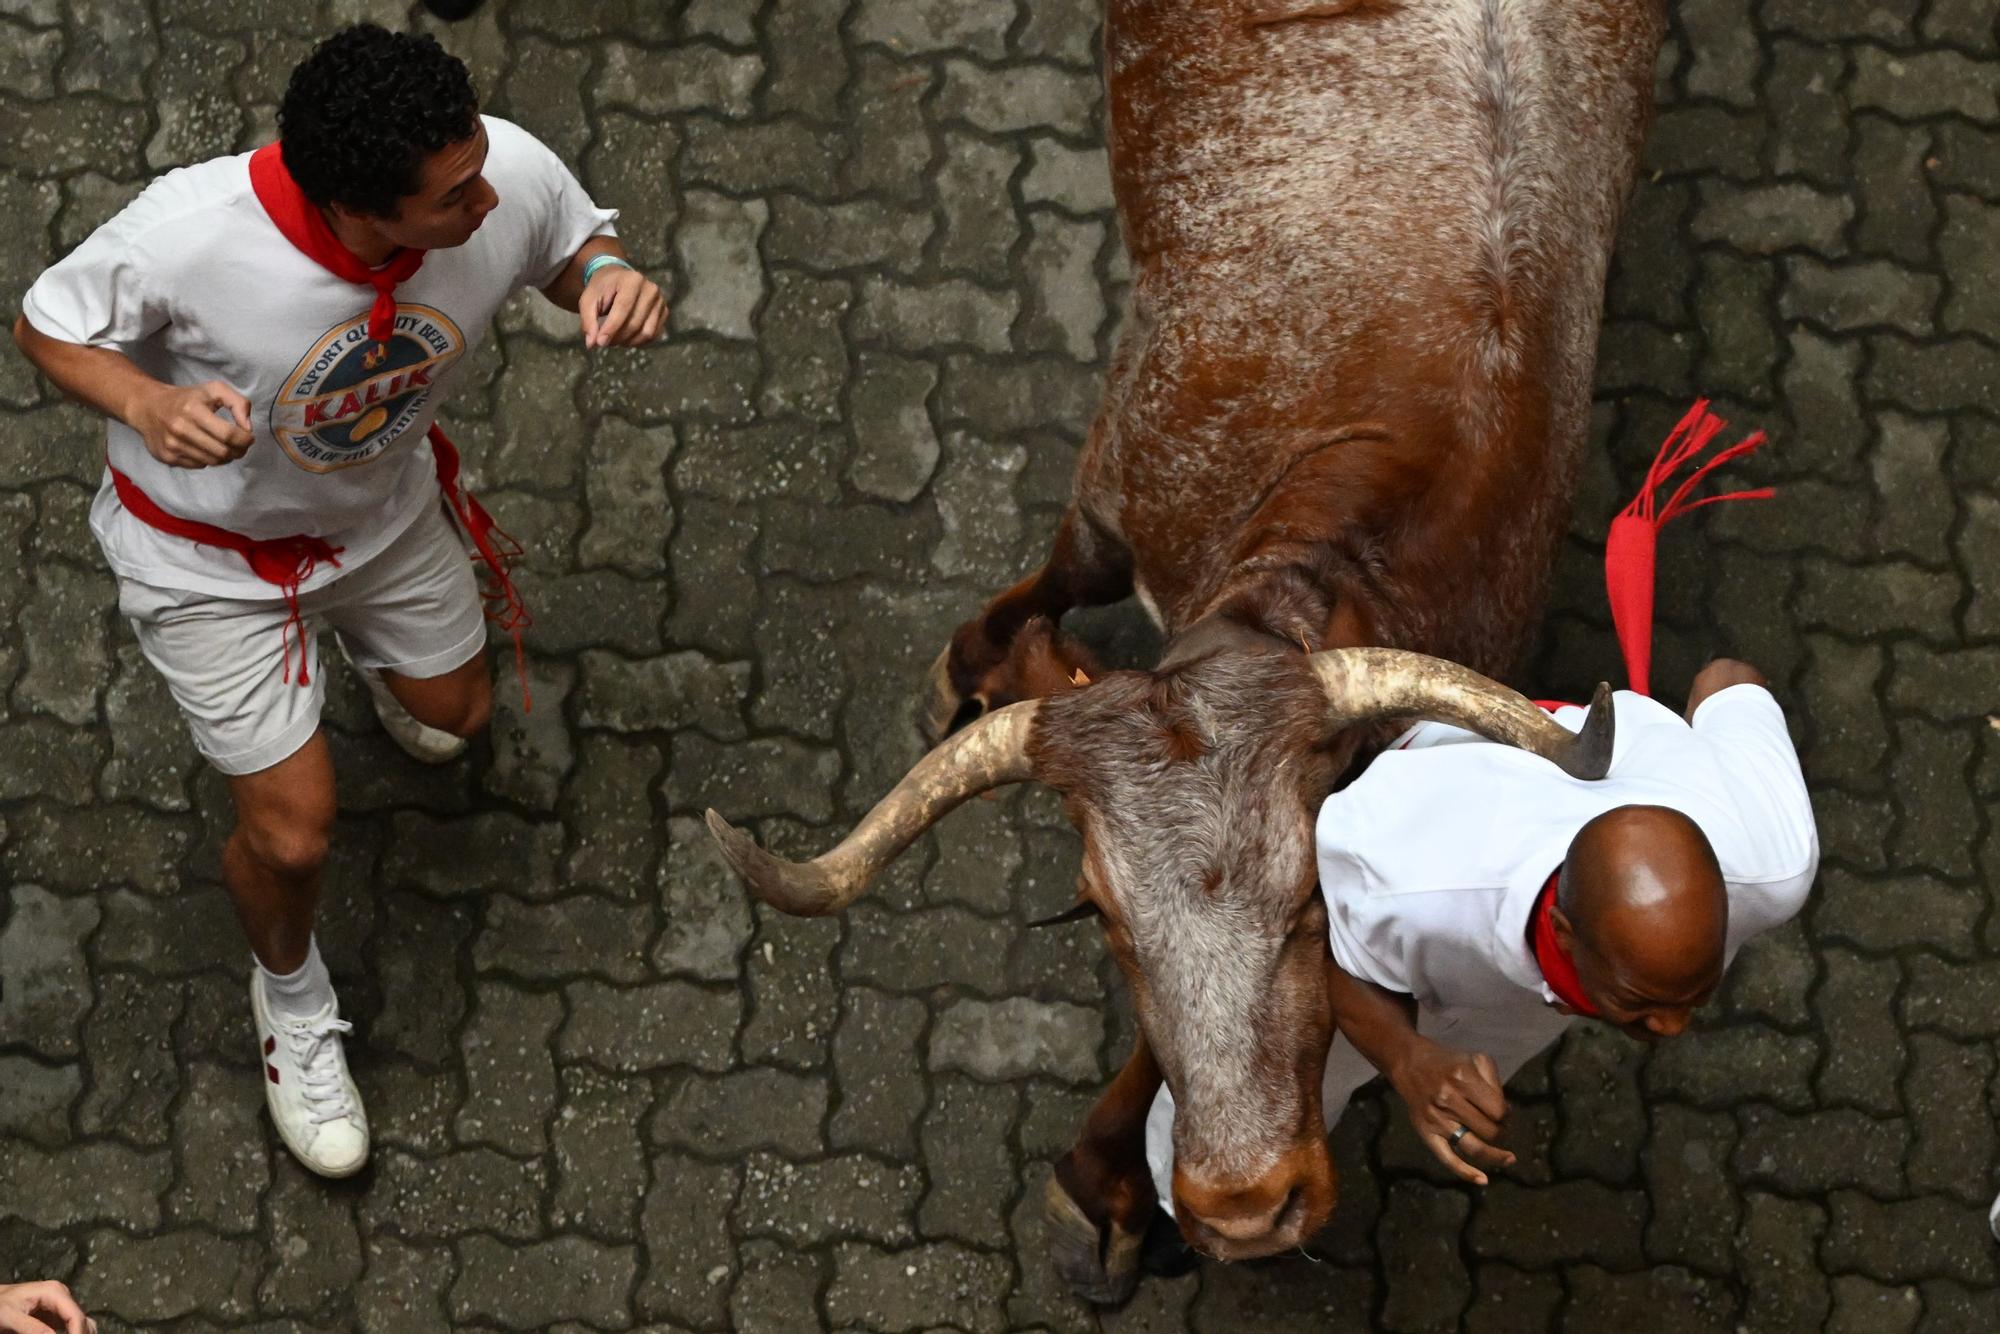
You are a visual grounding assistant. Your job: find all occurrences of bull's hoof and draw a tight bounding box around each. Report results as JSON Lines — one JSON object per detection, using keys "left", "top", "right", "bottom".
{"left": 919, "top": 644, "right": 986, "bottom": 748}
{"left": 1044, "top": 1171, "right": 1143, "bottom": 1307}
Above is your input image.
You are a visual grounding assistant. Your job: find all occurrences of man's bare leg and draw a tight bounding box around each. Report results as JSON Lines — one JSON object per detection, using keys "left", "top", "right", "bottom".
{"left": 221, "top": 729, "right": 337, "bottom": 974}
{"left": 380, "top": 650, "right": 493, "bottom": 738}
{"left": 223, "top": 728, "right": 368, "bottom": 1178}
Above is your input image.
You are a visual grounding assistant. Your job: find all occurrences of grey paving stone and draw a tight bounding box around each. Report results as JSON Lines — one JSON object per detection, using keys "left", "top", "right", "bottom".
{"left": 637, "top": 1155, "right": 741, "bottom": 1328}
{"left": 1851, "top": 45, "right": 1998, "bottom": 121}
{"left": 358, "top": 1147, "right": 548, "bottom": 1242}
{"left": 1904, "top": 1033, "right": 1995, "bottom": 1203}
{"left": 854, "top": 0, "right": 1011, "bottom": 58}
{"left": 355, "top": 1236, "right": 455, "bottom": 1334}
{"left": 1736, "top": 1193, "right": 1829, "bottom": 1332}
{"left": 1560, "top": 1264, "right": 1737, "bottom": 1334}
{"left": 1465, "top": 1263, "right": 1563, "bottom": 1334}
{"left": 0, "top": 1138, "right": 169, "bottom": 1231}
{"left": 759, "top": 269, "right": 853, "bottom": 421}
{"left": 735, "top": 1149, "right": 923, "bottom": 1246}
{"left": 1732, "top": 1104, "right": 1907, "bottom": 1198}
{"left": 577, "top": 647, "right": 749, "bottom": 737}
{"left": 564, "top": 734, "right": 665, "bottom": 901}
{"left": 1467, "top": 1180, "right": 1647, "bottom": 1268}
{"left": 1692, "top": 179, "right": 1853, "bottom": 254}
{"left": 259, "top": 1159, "right": 365, "bottom": 1315}
{"left": 450, "top": 1234, "right": 639, "bottom": 1330}
{"left": 730, "top": 1238, "right": 823, "bottom": 1334}
{"left": 1645, "top": 1021, "right": 1818, "bottom": 1111}
{"left": 849, "top": 351, "right": 942, "bottom": 503}
{"left": 483, "top": 656, "right": 576, "bottom": 812}
{"left": 1550, "top": 1023, "right": 1648, "bottom": 1185}
{"left": 824, "top": 1240, "right": 1014, "bottom": 1334}
{"left": 5, "top": 802, "right": 196, "bottom": 895}
{"left": 1824, "top": 1192, "right": 1997, "bottom": 1285}
{"left": 368, "top": 891, "right": 475, "bottom": 1064}
{"left": 77, "top": 970, "right": 183, "bottom": 1144}
{"left": 1193, "top": 1258, "right": 1375, "bottom": 1332}
{"left": 77, "top": 1228, "right": 261, "bottom": 1324}
{"left": 1826, "top": 1276, "right": 1921, "bottom": 1334}
{"left": 831, "top": 988, "right": 930, "bottom": 1159}
{"left": 1378, "top": 1181, "right": 1473, "bottom": 1331}
{"left": 557, "top": 979, "right": 742, "bottom": 1073}
{"left": 164, "top": 1061, "right": 268, "bottom": 1233}
{"left": 937, "top": 59, "right": 1097, "bottom": 137}
{"left": 916, "top": 1075, "right": 1017, "bottom": 1246}
{"left": 0, "top": 884, "right": 99, "bottom": 1057}
{"left": 652, "top": 1066, "right": 828, "bottom": 1157}
{"left": 1644, "top": 1104, "right": 1740, "bottom": 1274}
{"left": 599, "top": 40, "right": 761, "bottom": 118}
{"left": 0, "top": 1052, "right": 81, "bottom": 1147}
{"left": 452, "top": 982, "right": 562, "bottom": 1154}
{"left": 928, "top": 996, "right": 1102, "bottom": 1083}
{"left": 741, "top": 910, "right": 841, "bottom": 1068}
{"left": 382, "top": 810, "right": 564, "bottom": 899}
{"left": 855, "top": 274, "right": 1019, "bottom": 355}
{"left": 1813, "top": 949, "right": 1906, "bottom": 1115}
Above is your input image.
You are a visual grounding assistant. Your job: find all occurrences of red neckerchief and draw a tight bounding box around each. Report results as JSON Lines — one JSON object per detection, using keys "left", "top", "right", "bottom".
{"left": 248, "top": 142, "right": 425, "bottom": 344}
{"left": 1530, "top": 871, "right": 1600, "bottom": 1017}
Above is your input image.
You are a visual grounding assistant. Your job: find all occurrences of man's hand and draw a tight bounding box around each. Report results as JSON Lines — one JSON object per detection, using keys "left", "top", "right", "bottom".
{"left": 1685, "top": 657, "right": 1767, "bottom": 721}
{"left": 0, "top": 1280, "right": 96, "bottom": 1334}
{"left": 128, "top": 379, "right": 253, "bottom": 469}
{"left": 579, "top": 266, "right": 666, "bottom": 349}
{"left": 1387, "top": 1037, "right": 1517, "bottom": 1186}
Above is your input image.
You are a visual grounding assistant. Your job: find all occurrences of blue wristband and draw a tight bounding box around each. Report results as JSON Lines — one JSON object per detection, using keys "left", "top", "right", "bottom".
{"left": 582, "top": 254, "right": 635, "bottom": 287}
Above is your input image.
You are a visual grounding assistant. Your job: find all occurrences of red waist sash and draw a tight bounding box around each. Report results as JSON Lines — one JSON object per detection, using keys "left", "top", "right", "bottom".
{"left": 110, "top": 424, "right": 530, "bottom": 705}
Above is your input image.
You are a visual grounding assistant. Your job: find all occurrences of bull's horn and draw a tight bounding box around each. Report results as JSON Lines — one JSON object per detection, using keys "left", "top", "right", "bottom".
{"left": 703, "top": 700, "right": 1042, "bottom": 916}
{"left": 1307, "top": 648, "right": 1615, "bottom": 780}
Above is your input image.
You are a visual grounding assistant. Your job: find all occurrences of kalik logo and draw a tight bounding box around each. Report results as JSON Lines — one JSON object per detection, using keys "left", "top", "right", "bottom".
{"left": 271, "top": 305, "right": 464, "bottom": 472}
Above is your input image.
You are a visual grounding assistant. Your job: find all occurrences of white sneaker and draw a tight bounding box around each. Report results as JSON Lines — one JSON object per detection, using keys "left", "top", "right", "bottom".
{"left": 339, "top": 639, "right": 467, "bottom": 764}
{"left": 250, "top": 969, "right": 370, "bottom": 1178}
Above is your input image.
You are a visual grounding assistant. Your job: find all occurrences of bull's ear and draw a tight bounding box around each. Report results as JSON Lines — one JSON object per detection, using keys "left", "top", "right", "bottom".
{"left": 1027, "top": 899, "right": 1104, "bottom": 929}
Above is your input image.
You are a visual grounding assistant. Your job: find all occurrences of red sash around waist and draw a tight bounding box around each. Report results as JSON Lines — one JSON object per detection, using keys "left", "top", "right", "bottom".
{"left": 110, "top": 424, "right": 530, "bottom": 706}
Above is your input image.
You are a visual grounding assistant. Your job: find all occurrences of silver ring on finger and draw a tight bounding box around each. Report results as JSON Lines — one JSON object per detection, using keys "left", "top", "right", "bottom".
{"left": 1449, "top": 1124, "right": 1469, "bottom": 1147}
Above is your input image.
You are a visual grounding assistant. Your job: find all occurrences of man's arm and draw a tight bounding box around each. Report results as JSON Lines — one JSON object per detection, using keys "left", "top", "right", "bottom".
{"left": 11, "top": 315, "right": 251, "bottom": 468}
{"left": 539, "top": 236, "right": 666, "bottom": 349}
{"left": 1326, "top": 963, "right": 1516, "bottom": 1185}
{"left": 1685, "top": 657, "right": 1767, "bottom": 721}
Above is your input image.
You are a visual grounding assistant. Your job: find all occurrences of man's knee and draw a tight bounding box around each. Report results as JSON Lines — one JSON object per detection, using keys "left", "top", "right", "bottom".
{"left": 397, "top": 664, "right": 492, "bottom": 737}
{"left": 436, "top": 672, "right": 491, "bottom": 737}
{"left": 238, "top": 812, "right": 332, "bottom": 881}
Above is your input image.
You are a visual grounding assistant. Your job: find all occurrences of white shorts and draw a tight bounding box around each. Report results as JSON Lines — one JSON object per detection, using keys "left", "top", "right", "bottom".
{"left": 118, "top": 500, "right": 487, "bottom": 776}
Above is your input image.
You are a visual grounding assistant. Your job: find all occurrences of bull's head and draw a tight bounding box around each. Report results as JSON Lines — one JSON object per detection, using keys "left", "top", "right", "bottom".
{"left": 705, "top": 646, "right": 1612, "bottom": 1257}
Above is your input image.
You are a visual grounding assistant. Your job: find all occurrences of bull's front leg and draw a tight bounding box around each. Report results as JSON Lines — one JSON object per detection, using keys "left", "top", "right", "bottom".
{"left": 921, "top": 505, "right": 1132, "bottom": 744}
{"left": 1045, "top": 1035, "right": 1163, "bottom": 1306}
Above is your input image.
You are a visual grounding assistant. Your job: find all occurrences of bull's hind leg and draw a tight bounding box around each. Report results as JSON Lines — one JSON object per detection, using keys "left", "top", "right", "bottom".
{"left": 1046, "top": 1036, "right": 1163, "bottom": 1306}
{"left": 921, "top": 505, "right": 1132, "bottom": 743}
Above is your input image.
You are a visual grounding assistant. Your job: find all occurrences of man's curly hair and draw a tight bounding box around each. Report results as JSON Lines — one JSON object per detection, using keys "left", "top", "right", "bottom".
{"left": 278, "top": 24, "right": 479, "bottom": 218}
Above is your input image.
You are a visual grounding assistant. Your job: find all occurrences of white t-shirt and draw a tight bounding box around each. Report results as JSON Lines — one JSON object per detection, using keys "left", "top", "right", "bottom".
{"left": 1318, "top": 684, "right": 1819, "bottom": 1015}
{"left": 21, "top": 115, "right": 616, "bottom": 599}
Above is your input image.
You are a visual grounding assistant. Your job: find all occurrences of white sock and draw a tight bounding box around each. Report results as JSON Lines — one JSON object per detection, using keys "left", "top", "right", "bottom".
{"left": 259, "top": 936, "right": 336, "bottom": 1022}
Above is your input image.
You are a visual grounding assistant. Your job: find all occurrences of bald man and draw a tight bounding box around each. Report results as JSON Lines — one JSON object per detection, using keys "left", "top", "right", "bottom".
{"left": 1144, "top": 657, "right": 1818, "bottom": 1208}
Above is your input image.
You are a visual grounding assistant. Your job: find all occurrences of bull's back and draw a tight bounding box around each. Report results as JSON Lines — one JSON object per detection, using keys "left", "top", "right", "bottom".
{"left": 1091, "top": 0, "right": 1665, "bottom": 661}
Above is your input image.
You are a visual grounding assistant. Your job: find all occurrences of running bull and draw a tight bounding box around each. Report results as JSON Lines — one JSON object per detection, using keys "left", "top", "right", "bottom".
{"left": 707, "top": 0, "right": 1667, "bottom": 1302}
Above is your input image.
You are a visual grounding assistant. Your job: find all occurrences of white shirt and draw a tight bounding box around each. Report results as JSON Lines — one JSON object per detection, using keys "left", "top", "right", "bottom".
{"left": 1319, "top": 684, "right": 1818, "bottom": 1014}
{"left": 21, "top": 115, "right": 616, "bottom": 599}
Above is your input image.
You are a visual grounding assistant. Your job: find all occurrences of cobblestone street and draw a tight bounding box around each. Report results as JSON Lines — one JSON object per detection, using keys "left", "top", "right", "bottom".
{"left": 1, "top": 0, "right": 1997, "bottom": 1329}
